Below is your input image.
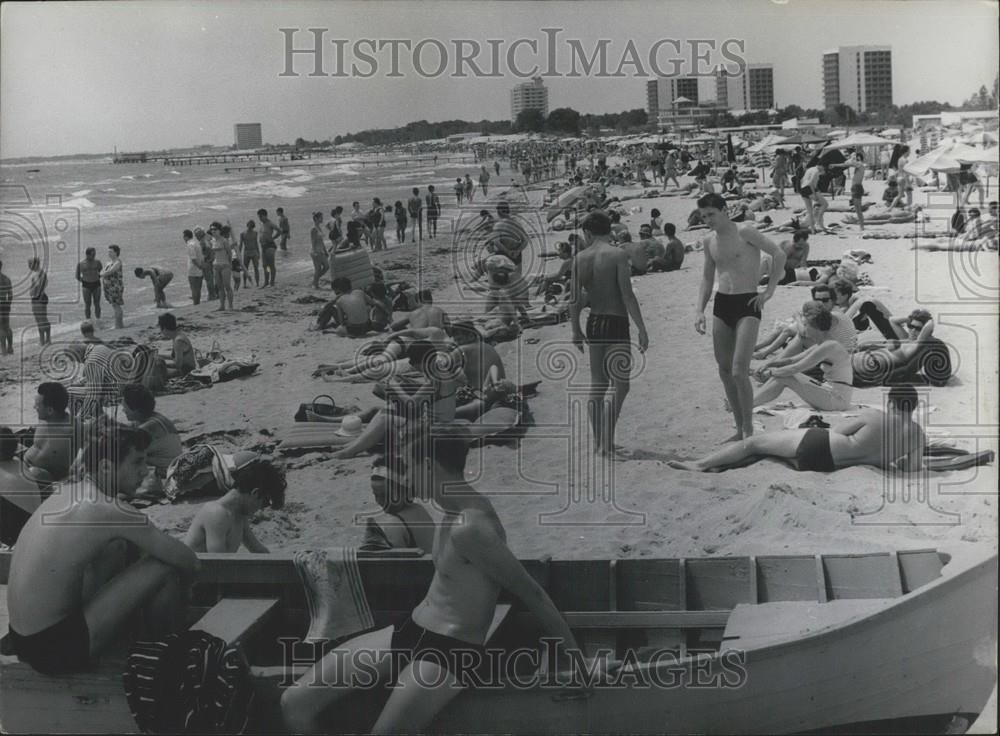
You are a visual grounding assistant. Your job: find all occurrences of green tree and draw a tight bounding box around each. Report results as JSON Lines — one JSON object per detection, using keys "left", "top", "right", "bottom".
{"left": 514, "top": 109, "right": 546, "bottom": 133}
{"left": 546, "top": 107, "right": 581, "bottom": 135}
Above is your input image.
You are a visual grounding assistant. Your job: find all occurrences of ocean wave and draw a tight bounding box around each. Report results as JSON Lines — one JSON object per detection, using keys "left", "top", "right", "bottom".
{"left": 71, "top": 189, "right": 92, "bottom": 197}
{"left": 62, "top": 196, "right": 96, "bottom": 209}
{"left": 386, "top": 169, "right": 437, "bottom": 182}
{"left": 110, "top": 178, "right": 309, "bottom": 201}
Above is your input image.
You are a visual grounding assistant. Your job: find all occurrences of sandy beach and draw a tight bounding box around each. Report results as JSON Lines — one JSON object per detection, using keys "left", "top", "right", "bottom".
{"left": 1, "top": 171, "right": 996, "bottom": 731}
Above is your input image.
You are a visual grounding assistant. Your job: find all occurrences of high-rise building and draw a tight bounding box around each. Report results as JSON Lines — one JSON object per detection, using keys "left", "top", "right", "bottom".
{"left": 821, "top": 46, "right": 892, "bottom": 113}
{"left": 234, "top": 123, "right": 263, "bottom": 149}
{"left": 644, "top": 76, "right": 706, "bottom": 129}
{"left": 510, "top": 77, "right": 549, "bottom": 123}
{"left": 715, "top": 64, "right": 774, "bottom": 111}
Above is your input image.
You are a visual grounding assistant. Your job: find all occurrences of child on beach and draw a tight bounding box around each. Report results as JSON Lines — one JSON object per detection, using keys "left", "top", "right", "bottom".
{"left": 134, "top": 266, "right": 173, "bottom": 308}
{"left": 310, "top": 211, "right": 330, "bottom": 288}
{"left": 184, "top": 454, "right": 285, "bottom": 553}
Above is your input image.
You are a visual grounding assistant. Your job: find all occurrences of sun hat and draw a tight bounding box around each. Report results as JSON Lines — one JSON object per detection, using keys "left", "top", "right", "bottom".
{"left": 335, "top": 415, "right": 364, "bottom": 437}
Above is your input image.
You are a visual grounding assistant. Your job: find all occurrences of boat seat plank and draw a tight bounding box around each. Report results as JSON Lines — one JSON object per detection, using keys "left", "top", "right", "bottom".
{"left": 191, "top": 597, "right": 280, "bottom": 646}
{"left": 561, "top": 610, "right": 730, "bottom": 628}
{"left": 719, "top": 599, "right": 894, "bottom": 651}
{"left": 823, "top": 554, "right": 902, "bottom": 600}
{"left": 686, "top": 558, "right": 754, "bottom": 610}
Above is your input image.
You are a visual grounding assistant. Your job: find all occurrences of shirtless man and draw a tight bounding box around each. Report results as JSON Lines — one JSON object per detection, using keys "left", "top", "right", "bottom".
{"left": 407, "top": 187, "right": 423, "bottom": 244}
{"left": 621, "top": 228, "right": 650, "bottom": 275}
{"left": 282, "top": 423, "right": 585, "bottom": 734}
{"left": 2, "top": 426, "right": 199, "bottom": 675}
{"left": 774, "top": 230, "right": 810, "bottom": 285}
{"left": 315, "top": 277, "right": 381, "bottom": 337}
{"left": 21, "top": 382, "right": 73, "bottom": 484}
{"left": 694, "top": 193, "right": 785, "bottom": 441}
{"left": 184, "top": 454, "right": 285, "bottom": 553}
{"left": 798, "top": 163, "right": 827, "bottom": 233}
{"left": 570, "top": 210, "right": 649, "bottom": 457}
{"left": 157, "top": 312, "right": 196, "bottom": 377}
{"left": 847, "top": 152, "right": 867, "bottom": 231}
{"left": 134, "top": 266, "right": 173, "bottom": 309}
{"left": 670, "top": 384, "right": 924, "bottom": 473}
{"left": 390, "top": 289, "right": 450, "bottom": 331}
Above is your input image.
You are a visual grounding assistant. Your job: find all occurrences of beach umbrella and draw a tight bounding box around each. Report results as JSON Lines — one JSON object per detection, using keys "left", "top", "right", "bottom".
{"left": 752, "top": 150, "right": 771, "bottom": 182}
{"left": 766, "top": 132, "right": 829, "bottom": 148}
{"left": 726, "top": 134, "right": 736, "bottom": 163}
{"left": 962, "top": 131, "right": 998, "bottom": 146}
{"left": 904, "top": 143, "right": 981, "bottom": 176}
{"left": 747, "top": 134, "right": 784, "bottom": 154}
{"left": 955, "top": 147, "right": 1000, "bottom": 166}
{"left": 825, "top": 132, "right": 897, "bottom": 149}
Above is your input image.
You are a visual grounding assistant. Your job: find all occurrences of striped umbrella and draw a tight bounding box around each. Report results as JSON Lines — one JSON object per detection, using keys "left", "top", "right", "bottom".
{"left": 752, "top": 150, "right": 771, "bottom": 181}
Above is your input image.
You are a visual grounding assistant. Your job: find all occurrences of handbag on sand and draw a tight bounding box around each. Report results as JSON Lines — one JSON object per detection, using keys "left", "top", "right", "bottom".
{"left": 293, "top": 394, "right": 349, "bottom": 422}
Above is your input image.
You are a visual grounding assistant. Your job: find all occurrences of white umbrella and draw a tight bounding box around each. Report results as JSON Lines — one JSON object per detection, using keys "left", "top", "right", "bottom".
{"left": 826, "top": 132, "right": 897, "bottom": 149}
{"left": 747, "top": 134, "right": 784, "bottom": 154}
{"left": 962, "top": 131, "right": 998, "bottom": 146}
{"left": 955, "top": 147, "right": 1000, "bottom": 167}
{"left": 904, "top": 143, "right": 981, "bottom": 176}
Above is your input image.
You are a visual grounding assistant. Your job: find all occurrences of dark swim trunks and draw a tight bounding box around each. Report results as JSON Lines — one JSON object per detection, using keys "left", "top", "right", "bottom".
{"left": 800, "top": 186, "right": 814, "bottom": 197}
{"left": 778, "top": 266, "right": 797, "bottom": 285}
{"left": 712, "top": 292, "right": 762, "bottom": 329}
{"left": 345, "top": 322, "right": 372, "bottom": 338}
{"left": 2, "top": 610, "right": 91, "bottom": 675}
{"left": 851, "top": 184, "right": 865, "bottom": 200}
{"left": 390, "top": 616, "right": 486, "bottom": 675}
{"left": 795, "top": 428, "right": 836, "bottom": 472}
{"left": 586, "top": 313, "right": 631, "bottom": 343}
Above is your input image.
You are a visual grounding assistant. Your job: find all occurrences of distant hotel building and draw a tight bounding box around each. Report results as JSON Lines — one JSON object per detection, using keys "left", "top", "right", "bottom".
{"left": 715, "top": 64, "right": 774, "bottom": 111}
{"left": 822, "top": 46, "right": 892, "bottom": 112}
{"left": 234, "top": 123, "right": 263, "bottom": 149}
{"left": 645, "top": 76, "right": 699, "bottom": 119}
{"left": 645, "top": 77, "right": 724, "bottom": 130}
{"left": 510, "top": 77, "right": 549, "bottom": 122}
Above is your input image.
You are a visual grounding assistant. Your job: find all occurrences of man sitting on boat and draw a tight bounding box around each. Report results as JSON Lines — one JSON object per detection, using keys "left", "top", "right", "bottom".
{"left": 669, "top": 384, "right": 925, "bottom": 473}
{"left": 1, "top": 425, "right": 199, "bottom": 675}
{"left": 281, "top": 421, "right": 587, "bottom": 734}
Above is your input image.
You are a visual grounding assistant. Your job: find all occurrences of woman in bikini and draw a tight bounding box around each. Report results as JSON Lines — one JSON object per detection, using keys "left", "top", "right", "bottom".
{"left": 752, "top": 310, "right": 854, "bottom": 411}
{"left": 27, "top": 257, "right": 51, "bottom": 346}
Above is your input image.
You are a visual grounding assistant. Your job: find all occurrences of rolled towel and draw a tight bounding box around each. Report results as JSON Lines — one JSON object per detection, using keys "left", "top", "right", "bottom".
{"left": 294, "top": 548, "right": 375, "bottom": 644}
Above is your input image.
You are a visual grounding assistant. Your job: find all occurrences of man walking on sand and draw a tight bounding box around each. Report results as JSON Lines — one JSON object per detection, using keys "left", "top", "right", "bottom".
{"left": 407, "top": 187, "right": 423, "bottom": 244}
{"left": 570, "top": 210, "right": 649, "bottom": 458}
{"left": 694, "top": 193, "right": 785, "bottom": 442}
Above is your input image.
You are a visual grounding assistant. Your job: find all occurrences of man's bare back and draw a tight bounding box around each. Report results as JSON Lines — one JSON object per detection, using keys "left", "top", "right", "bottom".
{"left": 574, "top": 244, "right": 630, "bottom": 316}
{"left": 184, "top": 502, "right": 247, "bottom": 553}
{"left": 337, "top": 289, "right": 373, "bottom": 325}
{"left": 406, "top": 304, "right": 449, "bottom": 329}
{"left": 829, "top": 409, "right": 925, "bottom": 469}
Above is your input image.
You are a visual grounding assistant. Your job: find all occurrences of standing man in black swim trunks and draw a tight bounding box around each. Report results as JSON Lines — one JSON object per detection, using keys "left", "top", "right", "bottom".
{"left": 694, "top": 193, "right": 785, "bottom": 441}
{"left": 282, "top": 423, "right": 586, "bottom": 733}
{"left": 570, "top": 210, "right": 649, "bottom": 457}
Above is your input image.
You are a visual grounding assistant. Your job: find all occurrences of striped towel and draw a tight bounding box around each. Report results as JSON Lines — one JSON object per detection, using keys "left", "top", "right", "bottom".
{"left": 294, "top": 548, "right": 375, "bottom": 644}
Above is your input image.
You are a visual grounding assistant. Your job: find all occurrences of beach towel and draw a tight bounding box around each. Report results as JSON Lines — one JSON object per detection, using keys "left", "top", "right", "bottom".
{"left": 163, "top": 445, "right": 233, "bottom": 501}
{"left": 189, "top": 359, "right": 259, "bottom": 385}
{"left": 294, "top": 548, "right": 375, "bottom": 644}
{"left": 123, "top": 630, "right": 255, "bottom": 734}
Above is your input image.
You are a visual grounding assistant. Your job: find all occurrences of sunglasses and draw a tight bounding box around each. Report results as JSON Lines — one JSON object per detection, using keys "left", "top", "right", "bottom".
{"left": 908, "top": 322, "right": 924, "bottom": 330}
{"left": 815, "top": 297, "right": 831, "bottom": 303}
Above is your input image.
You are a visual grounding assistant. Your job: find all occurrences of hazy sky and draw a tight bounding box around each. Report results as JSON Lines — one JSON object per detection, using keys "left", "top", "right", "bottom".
{"left": 2, "top": 0, "right": 997, "bottom": 158}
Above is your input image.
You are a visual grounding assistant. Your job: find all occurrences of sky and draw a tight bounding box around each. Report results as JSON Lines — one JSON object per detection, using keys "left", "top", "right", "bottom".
{"left": 1, "top": 0, "right": 997, "bottom": 158}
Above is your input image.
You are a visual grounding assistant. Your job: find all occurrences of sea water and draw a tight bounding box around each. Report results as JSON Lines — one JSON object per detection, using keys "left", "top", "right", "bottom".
{"left": 0, "top": 153, "right": 479, "bottom": 341}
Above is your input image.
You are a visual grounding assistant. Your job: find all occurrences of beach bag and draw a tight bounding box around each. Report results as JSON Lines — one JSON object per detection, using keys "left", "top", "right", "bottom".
{"left": 294, "top": 394, "right": 348, "bottom": 422}
{"left": 163, "top": 444, "right": 232, "bottom": 501}
{"left": 123, "top": 630, "right": 255, "bottom": 734}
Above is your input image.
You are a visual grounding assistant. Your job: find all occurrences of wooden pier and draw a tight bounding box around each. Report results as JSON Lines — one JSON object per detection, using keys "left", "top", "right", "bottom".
{"left": 161, "top": 150, "right": 315, "bottom": 167}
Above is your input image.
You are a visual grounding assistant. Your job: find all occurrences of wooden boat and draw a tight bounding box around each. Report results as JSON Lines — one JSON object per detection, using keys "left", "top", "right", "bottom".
{"left": 1, "top": 546, "right": 995, "bottom": 734}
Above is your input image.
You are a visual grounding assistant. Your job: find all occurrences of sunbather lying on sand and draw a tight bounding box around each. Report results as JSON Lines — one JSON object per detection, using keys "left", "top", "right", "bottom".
{"left": 670, "top": 384, "right": 924, "bottom": 473}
